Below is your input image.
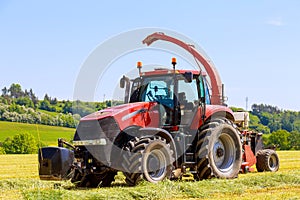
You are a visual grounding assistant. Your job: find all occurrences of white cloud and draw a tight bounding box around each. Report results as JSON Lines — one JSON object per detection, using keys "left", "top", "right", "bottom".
{"left": 266, "top": 17, "right": 284, "bottom": 26}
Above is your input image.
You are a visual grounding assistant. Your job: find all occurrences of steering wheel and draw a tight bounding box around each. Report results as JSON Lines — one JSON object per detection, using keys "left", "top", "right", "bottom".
{"left": 146, "top": 91, "right": 156, "bottom": 101}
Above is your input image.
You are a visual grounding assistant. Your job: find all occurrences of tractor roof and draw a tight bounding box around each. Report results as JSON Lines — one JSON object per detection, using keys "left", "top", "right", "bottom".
{"left": 140, "top": 69, "right": 206, "bottom": 77}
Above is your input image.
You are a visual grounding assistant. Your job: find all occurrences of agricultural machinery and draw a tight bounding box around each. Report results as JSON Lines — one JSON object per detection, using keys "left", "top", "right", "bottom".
{"left": 38, "top": 32, "right": 279, "bottom": 187}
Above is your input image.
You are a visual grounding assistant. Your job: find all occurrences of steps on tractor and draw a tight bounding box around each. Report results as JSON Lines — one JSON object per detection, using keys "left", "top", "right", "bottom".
{"left": 184, "top": 134, "right": 195, "bottom": 164}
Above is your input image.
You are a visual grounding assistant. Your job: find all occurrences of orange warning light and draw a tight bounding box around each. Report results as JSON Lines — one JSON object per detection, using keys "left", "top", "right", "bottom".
{"left": 171, "top": 57, "right": 177, "bottom": 64}
{"left": 137, "top": 61, "right": 142, "bottom": 68}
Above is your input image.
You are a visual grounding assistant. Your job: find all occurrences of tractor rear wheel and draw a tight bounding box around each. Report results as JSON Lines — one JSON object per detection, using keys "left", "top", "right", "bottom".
{"left": 122, "top": 136, "right": 174, "bottom": 186}
{"left": 256, "top": 149, "right": 279, "bottom": 172}
{"left": 194, "top": 119, "right": 242, "bottom": 180}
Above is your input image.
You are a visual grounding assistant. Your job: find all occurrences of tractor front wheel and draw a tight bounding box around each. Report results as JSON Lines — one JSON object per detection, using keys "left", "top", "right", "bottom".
{"left": 122, "top": 136, "right": 174, "bottom": 186}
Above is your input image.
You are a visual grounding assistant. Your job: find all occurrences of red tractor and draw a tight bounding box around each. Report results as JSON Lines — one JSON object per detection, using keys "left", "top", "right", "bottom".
{"left": 38, "top": 32, "right": 279, "bottom": 187}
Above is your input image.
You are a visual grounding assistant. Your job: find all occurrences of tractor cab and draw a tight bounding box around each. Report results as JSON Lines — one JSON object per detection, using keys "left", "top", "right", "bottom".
{"left": 120, "top": 59, "right": 211, "bottom": 129}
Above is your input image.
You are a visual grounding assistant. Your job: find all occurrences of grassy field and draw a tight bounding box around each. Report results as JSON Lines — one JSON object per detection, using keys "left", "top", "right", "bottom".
{"left": 0, "top": 151, "right": 299, "bottom": 200}
{"left": 0, "top": 121, "right": 75, "bottom": 146}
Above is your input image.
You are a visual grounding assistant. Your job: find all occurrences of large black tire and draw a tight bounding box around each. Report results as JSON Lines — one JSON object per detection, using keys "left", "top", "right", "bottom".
{"left": 122, "top": 136, "right": 174, "bottom": 186}
{"left": 72, "top": 170, "right": 116, "bottom": 188}
{"left": 256, "top": 149, "right": 279, "bottom": 172}
{"left": 194, "top": 119, "right": 242, "bottom": 180}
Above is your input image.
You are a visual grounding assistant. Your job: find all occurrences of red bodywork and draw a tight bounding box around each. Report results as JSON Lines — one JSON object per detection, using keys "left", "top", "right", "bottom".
{"left": 81, "top": 101, "right": 234, "bottom": 133}
{"left": 190, "top": 105, "right": 234, "bottom": 130}
{"left": 242, "top": 144, "right": 257, "bottom": 172}
{"left": 81, "top": 102, "right": 159, "bottom": 130}
{"left": 241, "top": 130, "right": 257, "bottom": 172}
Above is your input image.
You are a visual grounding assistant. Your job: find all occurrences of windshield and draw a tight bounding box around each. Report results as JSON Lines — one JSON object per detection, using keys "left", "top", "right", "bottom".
{"left": 129, "top": 74, "right": 199, "bottom": 107}
{"left": 128, "top": 75, "right": 175, "bottom": 109}
{"left": 141, "top": 76, "right": 174, "bottom": 102}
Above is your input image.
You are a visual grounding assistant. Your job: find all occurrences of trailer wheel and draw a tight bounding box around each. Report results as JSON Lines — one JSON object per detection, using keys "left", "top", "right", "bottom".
{"left": 194, "top": 118, "right": 242, "bottom": 180}
{"left": 122, "top": 136, "right": 174, "bottom": 186}
{"left": 256, "top": 149, "right": 279, "bottom": 172}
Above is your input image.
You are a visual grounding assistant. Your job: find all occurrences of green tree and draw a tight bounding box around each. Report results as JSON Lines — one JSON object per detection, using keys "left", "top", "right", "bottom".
{"left": 1, "top": 86, "right": 8, "bottom": 96}
{"left": 62, "top": 100, "right": 72, "bottom": 114}
{"left": 267, "top": 130, "right": 291, "bottom": 150}
{"left": 249, "top": 114, "right": 270, "bottom": 134}
{"left": 50, "top": 97, "right": 58, "bottom": 105}
{"left": 289, "top": 131, "right": 300, "bottom": 150}
{"left": 44, "top": 94, "right": 50, "bottom": 102}
{"left": 16, "top": 96, "right": 34, "bottom": 107}
{"left": 40, "top": 99, "right": 51, "bottom": 111}
{"left": 8, "top": 83, "right": 24, "bottom": 98}
{"left": 260, "top": 112, "right": 272, "bottom": 126}
{"left": 29, "top": 88, "right": 38, "bottom": 106}
{"left": 105, "top": 100, "right": 112, "bottom": 107}
{"left": 2, "top": 133, "right": 37, "bottom": 154}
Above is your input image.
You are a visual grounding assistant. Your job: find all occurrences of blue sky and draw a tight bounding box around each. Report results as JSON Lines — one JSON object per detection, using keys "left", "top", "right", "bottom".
{"left": 1, "top": 0, "right": 300, "bottom": 111}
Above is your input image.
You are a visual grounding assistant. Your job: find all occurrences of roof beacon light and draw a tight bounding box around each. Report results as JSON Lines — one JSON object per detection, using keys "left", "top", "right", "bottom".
{"left": 137, "top": 61, "right": 142, "bottom": 74}
{"left": 172, "top": 57, "right": 177, "bottom": 65}
{"left": 137, "top": 61, "right": 142, "bottom": 68}
{"left": 171, "top": 57, "right": 177, "bottom": 70}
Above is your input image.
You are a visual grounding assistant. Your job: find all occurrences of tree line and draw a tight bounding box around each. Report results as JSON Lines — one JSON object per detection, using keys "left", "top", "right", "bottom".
{"left": 247, "top": 104, "right": 300, "bottom": 150}
{"left": 1, "top": 83, "right": 299, "bottom": 151}
{"left": 0, "top": 83, "right": 119, "bottom": 128}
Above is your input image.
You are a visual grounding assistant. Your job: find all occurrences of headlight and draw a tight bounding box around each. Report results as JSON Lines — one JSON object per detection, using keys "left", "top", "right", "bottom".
{"left": 73, "top": 138, "right": 107, "bottom": 146}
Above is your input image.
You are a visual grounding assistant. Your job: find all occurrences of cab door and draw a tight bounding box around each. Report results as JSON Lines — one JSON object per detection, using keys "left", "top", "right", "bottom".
{"left": 177, "top": 77, "right": 199, "bottom": 126}
{"left": 188, "top": 75, "right": 207, "bottom": 129}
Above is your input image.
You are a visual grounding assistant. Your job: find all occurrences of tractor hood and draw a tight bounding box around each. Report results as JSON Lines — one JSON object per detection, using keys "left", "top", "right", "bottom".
{"left": 80, "top": 102, "right": 158, "bottom": 130}
{"left": 73, "top": 102, "right": 158, "bottom": 167}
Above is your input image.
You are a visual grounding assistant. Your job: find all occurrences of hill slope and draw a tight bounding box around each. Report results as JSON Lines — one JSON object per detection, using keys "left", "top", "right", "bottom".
{"left": 0, "top": 121, "right": 75, "bottom": 145}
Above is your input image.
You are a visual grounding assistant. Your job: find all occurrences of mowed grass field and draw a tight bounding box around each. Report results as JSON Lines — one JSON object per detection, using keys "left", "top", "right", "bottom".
{"left": 0, "top": 151, "right": 299, "bottom": 200}
{"left": 0, "top": 121, "right": 75, "bottom": 146}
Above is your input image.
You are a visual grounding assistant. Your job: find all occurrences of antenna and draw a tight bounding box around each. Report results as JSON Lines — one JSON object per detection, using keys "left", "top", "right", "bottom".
{"left": 246, "top": 97, "right": 249, "bottom": 111}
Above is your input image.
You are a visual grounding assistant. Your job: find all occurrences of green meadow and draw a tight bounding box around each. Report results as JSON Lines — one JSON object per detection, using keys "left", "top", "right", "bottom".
{"left": 0, "top": 151, "right": 299, "bottom": 200}
{"left": 0, "top": 121, "right": 75, "bottom": 146}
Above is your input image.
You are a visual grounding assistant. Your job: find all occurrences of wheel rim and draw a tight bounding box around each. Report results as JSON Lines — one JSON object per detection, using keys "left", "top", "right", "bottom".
{"left": 213, "top": 133, "right": 235, "bottom": 173}
{"left": 146, "top": 149, "right": 167, "bottom": 181}
{"left": 269, "top": 154, "right": 278, "bottom": 170}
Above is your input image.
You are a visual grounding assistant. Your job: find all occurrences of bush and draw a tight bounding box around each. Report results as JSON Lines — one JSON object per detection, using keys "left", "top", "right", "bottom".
{"left": 0, "top": 147, "right": 5, "bottom": 154}
{"left": 2, "top": 133, "right": 37, "bottom": 154}
{"left": 265, "top": 130, "right": 291, "bottom": 150}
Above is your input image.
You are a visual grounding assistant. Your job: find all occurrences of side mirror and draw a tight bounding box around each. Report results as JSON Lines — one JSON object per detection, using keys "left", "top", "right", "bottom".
{"left": 184, "top": 72, "right": 193, "bottom": 83}
{"left": 120, "top": 76, "right": 126, "bottom": 88}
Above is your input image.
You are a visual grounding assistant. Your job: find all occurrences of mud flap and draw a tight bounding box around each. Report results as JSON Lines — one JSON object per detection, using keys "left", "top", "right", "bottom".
{"left": 39, "top": 147, "right": 74, "bottom": 181}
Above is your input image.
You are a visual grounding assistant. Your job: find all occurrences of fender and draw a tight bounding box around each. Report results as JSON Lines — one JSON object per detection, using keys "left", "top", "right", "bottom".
{"left": 205, "top": 105, "right": 234, "bottom": 121}
{"left": 110, "top": 125, "right": 141, "bottom": 170}
{"left": 190, "top": 105, "right": 234, "bottom": 130}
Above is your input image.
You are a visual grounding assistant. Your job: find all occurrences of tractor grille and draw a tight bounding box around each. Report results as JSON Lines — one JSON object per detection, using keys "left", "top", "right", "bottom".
{"left": 73, "top": 117, "right": 120, "bottom": 165}
{"left": 74, "top": 117, "right": 120, "bottom": 141}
